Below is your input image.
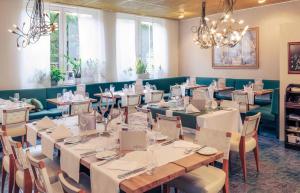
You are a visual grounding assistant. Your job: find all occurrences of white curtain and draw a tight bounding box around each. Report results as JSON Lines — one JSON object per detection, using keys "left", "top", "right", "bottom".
{"left": 116, "top": 15, "right": 136, "bottom": 81}
{"left": 153, "top": 20, "right": 168, "bottom": 78}
{"left": 78, "top": 9, "right": 106, "bottom": 83}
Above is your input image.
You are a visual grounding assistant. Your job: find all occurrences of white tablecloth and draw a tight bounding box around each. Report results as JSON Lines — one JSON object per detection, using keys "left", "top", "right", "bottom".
{"left": 196, "top": 109, "right": 242, "bottom": 133}
{"left": 90, "top": 141, "right": 199, "bottom": 193}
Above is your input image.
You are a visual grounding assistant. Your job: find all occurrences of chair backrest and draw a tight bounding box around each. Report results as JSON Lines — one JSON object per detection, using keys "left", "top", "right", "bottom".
{"left": 26, "top": 150, "right": 53, "bottom": 193}
{"left": 131, "top": 106, "right": 153, "bottom": 129}
{"left": 232, "top": 91, "right": 249, "bottom": 105}
{"left": 170, "top": 85, "right": 182, "bottom": 98}
{"left": 0, "top": 131, "right": 13, "bottom": 156}
{"left": 2, "top": 107, "right": 29, "bottom": 127}
{"left": 242, "top": 113, "right": 261, "bottom": 138}
{"left": 8, "top": 137, "right": 28, "bottom": 170}
{"left": 70, "top": 101, "right": 91, "bottom": 116}
{"left": 58, "top": 172, "right": 86, "bottom": 193}
{"left": 126, "top": 94, "right": 141, "bottom": 107}
{"left": 192, "top": 88, "right": 208, "bottom": 100}
{"left": 195, "top": 128, "right": 231, "bottom": 162}
{"left": 220, "top": 100, "right": 239, "bottom": 109}
{"left": 156, "top": 114, "right": 182, "bottom": 140}
{"left": 151, "top": 91, "right": 164, "bottom": 103}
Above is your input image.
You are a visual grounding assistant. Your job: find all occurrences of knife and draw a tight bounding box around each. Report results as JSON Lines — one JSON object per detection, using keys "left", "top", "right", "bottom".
{"left": 117, "top": 166, "right": 147, "bottom": 179}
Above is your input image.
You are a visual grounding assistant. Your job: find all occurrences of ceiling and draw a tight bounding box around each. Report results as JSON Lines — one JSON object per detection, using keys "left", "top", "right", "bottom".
{"left": 44, "top": 0, "right": 293, "bottom": 19}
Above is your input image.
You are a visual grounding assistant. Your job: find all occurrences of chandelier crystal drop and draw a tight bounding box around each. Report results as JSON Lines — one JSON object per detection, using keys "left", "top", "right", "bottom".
{"left": 8, "top": 0, "right": 57, "bottom": 48}
{"left": 192, "top": 0, "right": 249, "bottom": 49}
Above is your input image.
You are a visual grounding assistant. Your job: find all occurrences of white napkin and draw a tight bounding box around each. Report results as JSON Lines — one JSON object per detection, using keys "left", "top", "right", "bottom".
{"left": 186, "top": 104, "right": 200, "bottom": 113}
{"left": 145, "top": 92, "right": 151, "bottom": 103}
{"left": 49, "top": 125, "right": 72, "bottom": 140}
{"left": 166, "top": 110, "right": 173, "bottom": 117}
{"left": 41, "top": 135, "right": 54, "bottom": 160}
{"left": 36, "top": 117, "right": 56, "bottom": 129}
{"left": 208, "top": 85, "right": 215, "bottom": 99}
{"left": 60, "top": 146, "right": 81, "bottom": 182}
{"left": 26, "top": 124, "right": 38, "bottom": 146}
{"left": 247, "top": 91, "right": 254, "bottom": 105}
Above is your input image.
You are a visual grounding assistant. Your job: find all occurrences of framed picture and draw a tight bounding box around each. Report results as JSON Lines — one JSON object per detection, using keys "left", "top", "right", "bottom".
{"left": 288, "top": 42, "right": 300, "bottom": 74}
{"left": 212, "top": 27, "right": 259, "bottom": 69}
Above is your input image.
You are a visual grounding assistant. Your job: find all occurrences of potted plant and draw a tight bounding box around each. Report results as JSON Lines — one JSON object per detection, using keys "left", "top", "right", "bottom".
{"left": 50, "top": 65, "right": 65, "bottom": 86}
{"left": 65, "top": 55, "right": 82, "bottom": 84}
{"left": 136, "top": 58, "right": 149, "bottom": 79}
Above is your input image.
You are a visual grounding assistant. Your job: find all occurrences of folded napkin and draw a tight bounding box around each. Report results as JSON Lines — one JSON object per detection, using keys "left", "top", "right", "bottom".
{"left": 186, "top": 104, "right": 200, "bottom": 113}
{"left": 208, "top": 85, "right": 215, "bottom": 99}
{"left": 36, "top": 117, "right": 56, "bottom": 129}
{"left": 49, "top": 125, "right": 73, "bottom": 140}
{"left": 158, "top": 99, "right": 168, "bottom": 108}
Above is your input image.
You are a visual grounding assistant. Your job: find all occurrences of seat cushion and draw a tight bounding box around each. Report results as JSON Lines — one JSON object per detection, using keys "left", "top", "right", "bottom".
{"left": 31, "top": 98, "right": 44, "bottom": 111}
{"left": 239, "top": 104, "right": 260, "bottom": 114}
{"left": 29, "top": 108, "right": 62, "bottom": 120}
{"left": 230, "top": 132, "right": 257, "bottom": 152}
{"left": 246, "top": 105, "right": 275, "bottom": 122}
{"left": 6, "top": 127, "right": 26, "bottom": 137}
{"left": 170, "top": 166, "right": 226, "bottom": 193}
{"left": 3, "top": 155, "right": 10, "bottom": 173}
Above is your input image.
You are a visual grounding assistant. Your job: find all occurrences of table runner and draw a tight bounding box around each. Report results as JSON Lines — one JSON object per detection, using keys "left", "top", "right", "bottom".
{"left": 90, "top": 140, "right": 199, "bottom": 193}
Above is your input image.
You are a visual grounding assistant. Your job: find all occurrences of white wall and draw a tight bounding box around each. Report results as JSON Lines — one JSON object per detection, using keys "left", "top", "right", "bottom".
{"left": 279, "top": 23, "right": 300, "bottom": 140}
{"left": 179, "top": 0, "right": 300, "bottom": 80}
{"left": 0, "top": 0, "right": 179, "bottom": 89}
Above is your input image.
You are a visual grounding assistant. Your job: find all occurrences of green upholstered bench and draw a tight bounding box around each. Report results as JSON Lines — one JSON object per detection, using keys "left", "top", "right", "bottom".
{"left": 196, "top": 77, "right": 217, "bottom": 86}
{"left": 246, "top": 88, "right": 280, "bottom": 137}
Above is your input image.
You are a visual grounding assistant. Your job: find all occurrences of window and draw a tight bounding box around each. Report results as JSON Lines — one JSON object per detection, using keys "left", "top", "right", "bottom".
{"left": 65, "top": 13, "right": 79, "bottom": 60}
{"left": 50, "top": 11, "right": 59, "bottom": 67}
{"left": 140, "top": 22, "right": 154, "bottom": 72}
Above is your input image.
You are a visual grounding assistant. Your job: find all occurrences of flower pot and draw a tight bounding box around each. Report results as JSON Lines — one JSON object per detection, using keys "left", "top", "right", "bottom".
{"left": 137, "top": 73, "right": 149, "bottom": 79}
{"left": 75, "top": 78, "right": 81, "bottom": 84}
{"left": 51, "top": 80, "right": 58, "bottom": 86}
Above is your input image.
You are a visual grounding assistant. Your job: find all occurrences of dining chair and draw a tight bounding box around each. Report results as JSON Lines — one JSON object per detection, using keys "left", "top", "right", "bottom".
{"left": 26, "top": 149, "right": 64, "bottom": 193}
{"left": 232, "top": 91, "right": 259, "bottom": 113}
{"left": 58, "top": 171, "right": 90, "bottom": 193}
{"left": 70, "top": 101, "right": 91, "bottom": 116}
{"left": 220, "top": 100, "right": 239, "bottom": 109}
{"left": 127, "top": 106, "right": 153, "bottom": 130}
{"left": 150, "top": 91, "right": 164, "bottom": 103}
{"left": 230, "top": 112, "right": 261, "bottom": 181}
{"left": 192, "top": 88, "right": 208, "bottom": 100}
{"left": 170, "top": 85, "right": 183, "bottom": 98}
{"left": 155, "top": 114, "right": 183, "bottom": 140}
{"left": 167, "top": 128, "right": 232, "bottom": 193}
{"left": 1, "top": 107, "right": 29, "bottom": 145}
{"left": 0, "top": 131, "right": 14, "bottom": 193}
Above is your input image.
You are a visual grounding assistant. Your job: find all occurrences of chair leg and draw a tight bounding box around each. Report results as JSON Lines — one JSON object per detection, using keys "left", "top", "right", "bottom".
{"left": 8, "top": 172, "right": 14, "bottom": 193}
{"left": 239, "top": 138, "right": 247, "bottom": 182}
{"left": 13, "top": 181, "right": 19, "bottom": 193}
{"left": 253, "top": 144, "right": 260, "bottom": 172}
{"left": 1, "top": 166, "right": 7, "bottom": 193}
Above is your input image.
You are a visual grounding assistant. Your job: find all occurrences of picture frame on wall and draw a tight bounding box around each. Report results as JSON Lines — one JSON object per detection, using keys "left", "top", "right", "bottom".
{"left": 212, "top": 27, "right": 259, "bottom": 69}
{"left": 288, "top": 42, "right": 300, "bottom": 74}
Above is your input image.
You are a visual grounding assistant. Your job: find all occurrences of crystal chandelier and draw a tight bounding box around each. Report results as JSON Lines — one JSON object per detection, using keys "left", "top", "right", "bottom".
{"left": 8, "top": 0, "right": 57, "bottom": 48}
{"left": 192, "top": 0, "right": 249, "bottom": 48}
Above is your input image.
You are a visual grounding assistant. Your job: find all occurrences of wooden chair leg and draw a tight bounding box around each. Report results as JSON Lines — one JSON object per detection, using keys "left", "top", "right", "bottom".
{"left": 254, "top": 146, "right": 260, "bottom": 172}
{"left": 13, "top": 181, "right": 19, "bottom": 193}
{"left": 8, "top": 172, "right": 14, "bottom": 193}
{"left": 239, "top": 137, "right": 247, "bottom": 182}
{"left": 1, "top": 165, "right": 7, "bottom": 193}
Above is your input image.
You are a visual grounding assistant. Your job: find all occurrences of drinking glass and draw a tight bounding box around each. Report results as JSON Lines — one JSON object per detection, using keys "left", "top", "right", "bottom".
{"left": 110, "top": 84, "right": 115, "bottom": 92}
{"left": 57, "top": 93, "right": 62, "bottom": 102}
{"left": 85, "top": 92, "right": 89, "bottom": 100}
{"left": 146, "top": 144, "right": 158, "bottom": 175}
{"left": 14, "top": 93, "right": 20, "bottom": 102}
{"left": 62, "top": 105, "right": 69, "bottom": 120}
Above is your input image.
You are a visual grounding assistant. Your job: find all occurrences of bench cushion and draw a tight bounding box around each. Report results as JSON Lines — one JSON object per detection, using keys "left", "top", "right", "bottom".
{"left": 246, "top": 105, "right": 275, "bottom": 122}
{"left": 196, "top": 77, "right": 217, "bottom": 86}
{"left": 29, "top": 108, "right": 62, "bottom": 120}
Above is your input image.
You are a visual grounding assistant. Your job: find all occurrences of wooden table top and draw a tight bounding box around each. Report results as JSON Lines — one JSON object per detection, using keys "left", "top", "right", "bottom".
{"left": 46, "top": 98, "right": 97, "bottom": 106}
{"left": 253, "top": 89, "right": 273, "bottom": 96}
{"left": 215, "top": 87, "right": 235, "bottom": 92}
{"left": 34, "top": 128, "right": 223, "bottom": 193}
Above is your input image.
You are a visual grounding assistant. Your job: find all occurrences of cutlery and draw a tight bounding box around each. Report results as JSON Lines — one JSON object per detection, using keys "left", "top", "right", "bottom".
{"left": 97, "top": 154, "right": 123, "bottom": 166}
{"left": 80, "top": 150, "right": 97, "bottom": 157}
{"left": 161, "top": 139, "right": 177, "bottom": 146}
{"left": 184, "top": 145, "right": 207, "bottom": 154}
{"left": 117, "top": 166, "right": 147, "bottom": 179}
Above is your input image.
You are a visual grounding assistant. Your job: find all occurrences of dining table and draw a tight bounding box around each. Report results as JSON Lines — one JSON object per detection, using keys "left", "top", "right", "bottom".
{"left": 148, "top": 105, "right": 242, "bottom": 132}
{"left": 46, "top": 98, "right": 97, "bottom": 106}
{"left": 26, "top": 115, "right": 224, "bottom": 193}
{"left": 94, "top": 89, "right": 164, "bottom": 99}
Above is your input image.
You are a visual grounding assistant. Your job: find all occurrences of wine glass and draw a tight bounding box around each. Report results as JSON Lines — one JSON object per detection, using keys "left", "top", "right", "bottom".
{"left": 79, "top": 118, "right": 88, "bottom": 142}
{"left": 62, "top": 105, "right": 69, "bottom": 120}
{"left": 14, "top": 93, "right": 20, "bottom": 102}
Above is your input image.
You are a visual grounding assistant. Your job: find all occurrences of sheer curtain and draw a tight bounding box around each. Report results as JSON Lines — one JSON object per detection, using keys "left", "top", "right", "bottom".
{"left": 153, "top": 20, "right": 168, "bottom": 78}
{"left": 78, "top": 9, "right": 106, "bottom": 83}
{"left": 116, "top": 15, "right": 136, "bottom": 81}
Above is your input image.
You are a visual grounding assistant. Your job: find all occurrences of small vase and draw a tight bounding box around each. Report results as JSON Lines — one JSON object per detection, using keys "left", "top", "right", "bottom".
{"left": 51, "top": 80, "right": 58, "bottom": 86}
{"left": 75, "top": 78, "right": 81, "bottom": 84}
{"left": 137, "top": 73, "right": 149, "bottom": 79}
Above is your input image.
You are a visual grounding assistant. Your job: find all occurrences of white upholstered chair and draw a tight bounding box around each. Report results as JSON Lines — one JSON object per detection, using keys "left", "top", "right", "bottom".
{"left": 70, "top": 101, "right": 91, "bottom": 116}
{"left": 192, "top": 88, "right": 208, "bottom": 100}
{"left": 170, "top": 85, "right": 183, "bottom": 98}
{"left": 58, "top": 171, "right": 90, "bottom": 193}
{"left": 155, "top": 114, "right": 183, "bottom": 140}
{"left": 168, "top": 128, "right": 232, "bottom": 193}
{"left": 232, "top": 91, "right": 259, "bottom": 113}
{"left": 127, "top": 106, "right": 153, "bottom": 130}
{"left": 146, "top": 91, "right": 164, "bottom": 104}
{"left": 1, "top": 107, "right": 29, "bottom": 144}
{"left": 230, "top": 112, "right": 261, "bottom": 181}
{"left": 220, "top": 100, "right": 240, "bottom": 109}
